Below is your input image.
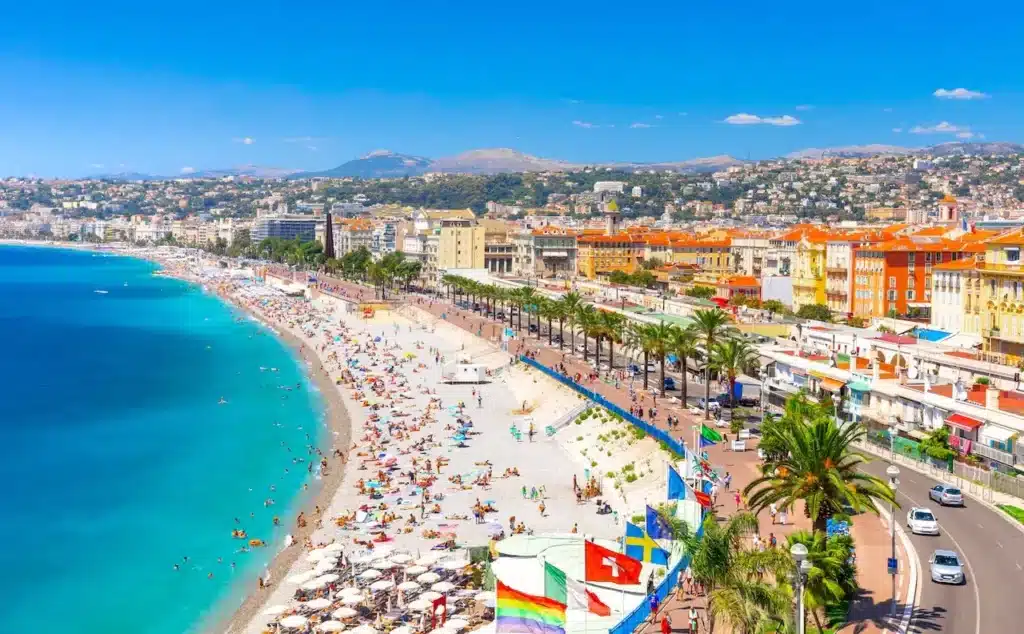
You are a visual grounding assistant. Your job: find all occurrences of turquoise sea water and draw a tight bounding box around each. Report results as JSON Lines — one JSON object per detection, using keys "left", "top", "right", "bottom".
{"left": 0, "top": 246, "right": 324, "bottom": 634}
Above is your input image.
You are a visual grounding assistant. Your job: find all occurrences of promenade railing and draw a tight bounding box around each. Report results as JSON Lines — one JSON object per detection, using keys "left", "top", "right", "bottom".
{"left": 518, "top": 356, "right": 687, "bottom": 459}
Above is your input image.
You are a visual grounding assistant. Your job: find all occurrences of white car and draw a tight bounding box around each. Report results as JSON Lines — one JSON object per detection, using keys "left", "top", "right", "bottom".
{"left": 906, "top": 507, "right": 940, "bottom": 535}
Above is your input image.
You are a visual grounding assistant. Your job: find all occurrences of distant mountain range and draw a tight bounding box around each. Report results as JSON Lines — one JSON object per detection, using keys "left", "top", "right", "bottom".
{"left": 90, "top": 141, "right": 1024, "bottom": 182}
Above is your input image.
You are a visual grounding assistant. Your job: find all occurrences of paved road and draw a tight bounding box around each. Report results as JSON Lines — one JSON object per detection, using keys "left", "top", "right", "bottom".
{"left": 860, "top": 459, "right": 1024, "bottom": 634}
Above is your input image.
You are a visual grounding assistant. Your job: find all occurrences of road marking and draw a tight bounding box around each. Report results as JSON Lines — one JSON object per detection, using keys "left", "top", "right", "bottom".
{"left": 997, "top": 541, "right": 1004, "bottom": 549}
{"left": 1017, "top": 562, "right": 1022, "bottom": 571}
{"left": 978, "top": 523, "right": 985, "bottom": 529}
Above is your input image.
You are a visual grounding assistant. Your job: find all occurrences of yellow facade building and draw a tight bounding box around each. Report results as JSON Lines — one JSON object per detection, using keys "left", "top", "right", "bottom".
{"left": 576, "top": 232, "right": 643, "bottom": 279}
{"left": 437, "top": 219, "right": 486, "bottom": 270}
{"left": 980, "top": 230, "right": 1024, "bottom": 362}
{"left": 791, "top": 233, "right": 828, "bottom": 311}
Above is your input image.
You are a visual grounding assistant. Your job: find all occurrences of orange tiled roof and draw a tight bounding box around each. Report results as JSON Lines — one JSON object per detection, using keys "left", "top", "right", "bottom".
{"left": 717, "top": 275, "right": 760, "bottom": 288}
{"left": 986, "top": 229, "right": 1024, "bottom": 245}
{"left": 910, "top": 226, "right": 949, "bottom": 237}
{"left": 934, "top": 256, "right": 979, "bottom": 271}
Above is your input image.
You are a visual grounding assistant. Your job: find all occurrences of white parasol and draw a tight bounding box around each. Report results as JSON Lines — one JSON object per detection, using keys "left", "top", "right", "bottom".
{"left": 287, "top": 571, "right": 318, "bottom": 585}
{"left": 474, "top": 591, "right": 495, "bottom": 607}
{"left": 317, "top": 573, "right": 340, "bottom": 583}
{"left": 406, "top": 598, "right": 432, "bottom": 611}
{"left": 324, "top": 543, "right": 345, "bottom": 553}
{"left": 350, "top": 625, "right": 378, "bottom": 634}
{"left": 332, "top": 607, "right": 359, "bottom": 619}
{"left": 440, "top": 560, "right": 468, "bottom": 571}
{"left": 338, "top": 586, "right": 363, "bottom": 597}
{"left": 405, "top": 565, "right": 428, "bottom": 575}
{"left": 415, "top": 553, "right": 440, "bottom": 566}
{"left": 390, "top": 553, "right": 414, "bottom": 564}
{"left": 391, "top": 627, "right": 414, "bottom": 634}
{"left": 302, "top": 578, "right": 329, "bottom": 591}
{"left": 420, "top": 590, "right": 443, "bottom": 601}
{"left": 263, "top": 605, "right": 290, "bottom": 616}
{"left": 446, "top": 619, "right": 468, "bottom": 631}
{"left": 431, "top": 581, "right": 456, "bottom": 593}
{"left": 359, "top": 568, "right": 382, "bottom": 580}
{"left": 280, "top": 615, "right": 309, "bottom": 629}
{"left": 339, "top": 594, "right": 363, "bottom": 606}
{"left": 305, "top": 598, "right": 332, "bottom": 610}
{"left": 397, "top": 580, "right": 420, "bottom": 591}
{"left": 372, "top": 560, "right": 396, "bottom": 570}
{"left": 318, "top": 621, "right": 345, "bottom": 632}
{"left": 370, "top": 579, "right": 395, "bottom": 592}
{"left": 307, "top": 549, "right": 331, "bottom": 562}
{"left": 416, "top": 572, "right": 441, "bottom": 584}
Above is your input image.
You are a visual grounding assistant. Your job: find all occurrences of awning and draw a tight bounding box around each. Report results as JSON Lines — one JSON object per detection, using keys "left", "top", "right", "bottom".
{"left": 907, "top": 428, "right": 929, "bottom": 441}
{"left": 820, "top": 378, "right": 845, "bottom": 393}
{"left": 541, "top": 251, "right": 569, "bottom": 258}
{"left": 981, "top": 424, "right": 1016, "bottom": 444}
{"left": 848, "top": 380, "right": 872, "bottom": 392}
{"left": 945, "top": 413, "right": 983, "bottom": 431}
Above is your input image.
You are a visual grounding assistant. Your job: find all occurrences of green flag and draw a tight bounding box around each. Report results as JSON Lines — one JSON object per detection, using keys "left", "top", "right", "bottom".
{"left": 543, "top": 561, "right": 567, "bottom": 604}
{"left": 701, "top": 424, "right": 722, "bottom": 443}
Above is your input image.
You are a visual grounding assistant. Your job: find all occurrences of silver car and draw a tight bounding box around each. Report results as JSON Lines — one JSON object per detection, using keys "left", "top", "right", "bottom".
{"left": 928, "top": 484, "right": 964, "bottom": 507}
{"left": 929, "top": 549, "right": 965, "bottom": 584}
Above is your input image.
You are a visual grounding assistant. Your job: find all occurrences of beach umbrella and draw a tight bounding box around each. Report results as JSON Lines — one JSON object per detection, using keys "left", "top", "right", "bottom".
{"left": 287, "top": 571, "right": 318, "bottom": 585}
{"left": 370, "top": 579, "right": 395, "bottom": 592}
{"left": 302, "top": 579, "right": 329, "bottom": 591}
{"left": 305, "top": 598, "right": 332, "bottom": 610}
{"left": 372, "top": 560, "right": 395, "bottom": 570}
{"left": 391, "top": 626, "right": 414, "bottom": 634}
{"left": 427, "top": 628, "right": 452, "bottom": 634}
{"left": 431, "top": 581, "right": 456, "bottom": 593}
{"left": 332, "top": 607, "right": 359, "bottom": 619}
{"left": 390, "top": 553, "right": 413, "bottom": 564}
{"left": 440, "top": 560, "right": 468, "bottom": 571}
{"left": 315, "top": 560, "right": 338, "bottom": 574}
{"left": 359, "top": 568, "right": 382, "bottom": 580}
{"left": 317, "top": 573, "right": 340, "bottom": 583}
{"left": 280, "top": 615, "right": 309, "bottom": 629}
{"left": 407, "top": 598, "right": 432, "bottom": 611}
{"left": 318, "top": 621, "right": 345, "bottom": 632}
{"left": 351, "top": 553, "right": 376, "bottom": 565}
{"left": 324, "top": 543, "right": 345, "bottom": 553}
{"left": 420, "top": 591, "right": 443, "bottom": 602}
{"left": 446, "top": 618, "right": 469, "bottom": 631}
{"left": 350, "top": 625, "right": 378, "bottom": 634}
{"left": 263, "top": 605, "right": 290, "bottom": 616}
{"left": 474, "top": 591, "right": 494, "bottom": 604}
{"left": 339, "top": 595, "right": 363, "bottom": 606}
{"left": 307, "top": 549, "right": 331, "bottom": 561}
{"left": 415, "top": 553, "right": 440, "bottom": 566}
{"left": 405, "top": 565, "right": 428, "bottom": 576}
{"left": 397, "top": 581, "right": 420, "bottom": 591}
{"left": 338, "top": 586, "right": 363, "bottom": 597}
{"left": 416, "top": 572, "right": 441, "bottom": 584}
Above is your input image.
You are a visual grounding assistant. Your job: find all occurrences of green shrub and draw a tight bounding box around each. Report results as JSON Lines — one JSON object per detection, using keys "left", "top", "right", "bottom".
{"left": 998, "top": 504, "right": 1024, "bottom": 524}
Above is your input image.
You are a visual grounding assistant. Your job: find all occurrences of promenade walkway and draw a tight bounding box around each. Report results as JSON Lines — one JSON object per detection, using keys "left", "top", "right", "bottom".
{"left": 302, "top": 277, "right": 912, "bottom": 634}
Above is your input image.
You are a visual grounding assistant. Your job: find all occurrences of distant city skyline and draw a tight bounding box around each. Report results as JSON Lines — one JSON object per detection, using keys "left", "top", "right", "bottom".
{"left": 1, "top": 0, "right": 1022, "bottom": 177}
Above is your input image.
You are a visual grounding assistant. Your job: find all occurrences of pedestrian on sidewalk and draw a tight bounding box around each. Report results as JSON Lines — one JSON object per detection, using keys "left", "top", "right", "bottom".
{"left": 661, "top": 614, "right": 672, "bottom": 634}
{"left": 648, "top": 593, "right": 660, "bottom": 622}
{"left": 688, "top": 607, "right": 699, "bottom": 633}
{"left": 769, "top": 503, "right": 777, "bottom": 524}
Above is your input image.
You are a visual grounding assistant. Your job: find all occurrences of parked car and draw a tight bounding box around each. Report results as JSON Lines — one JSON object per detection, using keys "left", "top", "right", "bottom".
{"left": 663, "top": 377, "right": 676, "bottom": 391}
{"left": 906, "top": 507, "right": 940, "bottom": 535}
{"left": 929, "top": 484, "right": 964, "bottom": 507}
{"left": 929, "top": 549, "right": 965, "bottom": 584}
{"left": 528, "top": 324, "right": 538, "bottom": 333}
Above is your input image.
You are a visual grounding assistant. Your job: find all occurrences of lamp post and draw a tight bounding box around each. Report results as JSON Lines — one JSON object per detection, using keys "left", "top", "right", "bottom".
{"left": 831, "top": 393, "right": 841, "bottom": 428}
{"left": 790, "top": 543, "right": 809, "bottom": 634}
{"left": 886, "top": 465, "right": 900, "bottom": 618}
{"left": 888, "top": 415, "right": 898, "bottom": 461}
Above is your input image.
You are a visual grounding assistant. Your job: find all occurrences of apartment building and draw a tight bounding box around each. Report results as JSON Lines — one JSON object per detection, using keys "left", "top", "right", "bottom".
{"left": 930, "top": 257, "right": 982, "bottom": 337}
{"left": 576, "top": 232, "right": 644, "bottom": 279}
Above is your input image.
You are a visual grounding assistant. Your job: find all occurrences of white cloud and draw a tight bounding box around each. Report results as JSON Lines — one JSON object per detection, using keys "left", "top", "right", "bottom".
{"left": 794, "top": 104, "right": 814, "bottom": 111}
{"left": 572, "top": 120, "right": 598, "bottom": 129}
{"left": 724, "top": 113, "right": 801, "bottom": 126}
{"left": 956, "top": 131, "right": 976, "bottom": 139}
{"left": 933, "top": 87, "right": 988, "bottom": 100}
{"left": 892, "top": 128, "right": 903, "bottom": 133}
{"left": 654, "top": 114, "right": 664, "bottom": 119}
{"left": 910, "top": 121, "right": 969, "bottom": 135}
{"left": 630, "top": 122, "right": 653, "bottom": 129}
{"left": 180, "top": 166, "right": 196, "bottom": 174}
{"left": 307, "top": 145, "right": 319, "bottom": 151}
{"left": 233, "top": 136, "right": 255, "bottom": 145}
{"left": 90, "top": 163, "right": 104, "bottom": 169}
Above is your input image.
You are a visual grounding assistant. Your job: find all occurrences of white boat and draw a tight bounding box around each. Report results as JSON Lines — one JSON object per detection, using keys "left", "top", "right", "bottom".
{"left": 94, "top": 290, "right": 108, "bottom": 294}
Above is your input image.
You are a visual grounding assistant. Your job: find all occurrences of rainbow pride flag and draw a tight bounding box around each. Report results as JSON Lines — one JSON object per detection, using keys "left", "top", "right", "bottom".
{"left": 496, "top": 580, "right": 567, "bottom": 634}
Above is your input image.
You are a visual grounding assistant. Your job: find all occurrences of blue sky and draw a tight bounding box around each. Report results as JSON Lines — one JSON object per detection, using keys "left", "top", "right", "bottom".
{"left": 1, "top": 0, "right": 1022, "bottom": 177}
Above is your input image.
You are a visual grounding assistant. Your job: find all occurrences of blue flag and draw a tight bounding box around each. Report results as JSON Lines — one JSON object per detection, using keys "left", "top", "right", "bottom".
{"left": 699, "top": 435, "right": 717, "bottom": 448}
{"left": 624, "top": 522, "right": 669, "bottom": 565}
{"left": 646, "top": 505, "right": 673, "bottom": 539}
{"left": 667, "top": 465, "right": 686, "bottom": 500}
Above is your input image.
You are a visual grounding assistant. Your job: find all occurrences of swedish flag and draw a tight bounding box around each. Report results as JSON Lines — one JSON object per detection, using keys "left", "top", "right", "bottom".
{"left": 624, "top": 522, "right": 669, "bottom": 565}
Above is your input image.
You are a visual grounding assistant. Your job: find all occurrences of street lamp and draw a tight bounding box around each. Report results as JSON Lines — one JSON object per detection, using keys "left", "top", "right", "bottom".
{"left": 790, "top": 543, "right": 809, "bottom": 634}
{"left": 831, "top": 393, "right": 841, "bottom": 428}
{"left": 888, "top": 415, "right": 899, "bottom": 461}
{"left": 886, "top": 465, "right": 900, "bottom": 618}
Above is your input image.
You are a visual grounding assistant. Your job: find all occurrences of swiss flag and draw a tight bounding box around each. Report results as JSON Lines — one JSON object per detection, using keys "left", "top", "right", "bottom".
{"left": 584, "top": 540, "right": 642, "bottom": 585}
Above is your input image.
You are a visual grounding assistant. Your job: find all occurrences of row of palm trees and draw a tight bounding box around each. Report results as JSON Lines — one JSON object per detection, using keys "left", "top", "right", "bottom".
{"left": 440, "top": 275, "right": 759, "bottom": 418}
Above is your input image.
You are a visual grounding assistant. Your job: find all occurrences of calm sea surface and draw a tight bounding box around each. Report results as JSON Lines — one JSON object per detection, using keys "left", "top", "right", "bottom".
{"left": 0, "top": 246, "right": 323, "bottom": 634}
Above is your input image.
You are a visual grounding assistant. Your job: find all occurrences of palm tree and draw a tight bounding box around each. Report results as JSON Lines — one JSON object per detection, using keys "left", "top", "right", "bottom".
{"left": 519, "top": 287, "right": 538, "bottom": 334}
{"left": 784, "top": 530, "right": 857, "bottom": 633}
{"left": 623, "top": 323, "right": 657, "bottom": 390}
{"left": 537, "top": 298, "right": 556, "bottom": 344}
{"left": 600, "top": 311, "right": 625, "bottom": 370}
{"left": 668, "top": 326, "right": 701, "bottom": 405}
{"left": 561, "top": 291, "right": 585, "bottom": 354}
{"left": 679, "top": 511, "right": 792, "bottom": 634}
{"left": 709, "top": 338, "right": 759, "bottom": 408}
{"left": 743, "top": 402, "right": 898, "bottom": 534}
{"left": 576, "top": 305, "right": 600, "bottom": 364}
{"left": 691, "top": 309, "right": 735, "bottom": 419}
{"left": 551, "top": 298, "right": 567, "bottom": 350}
{"left": 648, "top": 321, "right": 675, "bottom": 395}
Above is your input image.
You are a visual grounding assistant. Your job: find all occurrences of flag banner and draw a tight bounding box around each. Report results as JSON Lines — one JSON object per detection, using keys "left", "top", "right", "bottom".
{"left": 667, "top": 465, "right": 686, "bottom": 500}
{"left": 543, "top": 561, "right": 611, "bottom": 617}
{"left": 497, "top": 580, "right": 566, "bottom": 634}
{"left": 584, "top": 540, "right": 643, "bottom": 584}
{"left": 645, "top": 505, "right": 672, "bottom": 540}
{"left": 624, "top": 522, "right": 669, "bottom": 566}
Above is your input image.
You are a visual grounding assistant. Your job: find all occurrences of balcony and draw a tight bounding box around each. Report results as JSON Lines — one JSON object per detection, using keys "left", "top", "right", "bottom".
{"left": 826, "top": 287, "right": 848, "bottom": 296}
{"left": 826, "top": 266, "right": 848, "bottom": 274}
{"left": 972, "top": 443, "right": 1016, "bottom": 466}
{"left": 982, "top": 261, "right": 1024, "bottom": 275}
